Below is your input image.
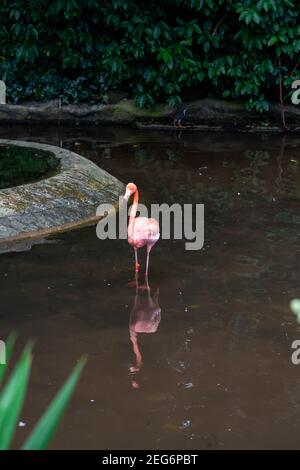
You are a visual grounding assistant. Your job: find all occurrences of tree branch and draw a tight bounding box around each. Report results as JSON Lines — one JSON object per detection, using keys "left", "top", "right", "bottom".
{"left": 278, "top": 58, "right": 287, "bottom": 129}
{"left": 212, "top": 13, "right": 227, "bottom": 37}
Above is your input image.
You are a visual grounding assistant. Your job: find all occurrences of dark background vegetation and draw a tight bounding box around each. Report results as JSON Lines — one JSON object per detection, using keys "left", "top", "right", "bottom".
{"left": 0, "top": 0, "right": 299, "bottom": 112}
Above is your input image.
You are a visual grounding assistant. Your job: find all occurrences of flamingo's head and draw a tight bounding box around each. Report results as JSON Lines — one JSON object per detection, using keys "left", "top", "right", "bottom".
{"left": 124, "top": 182, "right": 137, "bottom": 202}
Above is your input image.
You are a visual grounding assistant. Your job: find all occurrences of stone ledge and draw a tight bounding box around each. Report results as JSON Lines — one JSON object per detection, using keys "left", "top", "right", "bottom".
{"left": 0, "top": 98, "right": 300, "bottom": 131}
{"left": 0, "top": 139, "right": 125, "bottom": 251}
{"left": 0, "top": 99, "right": 173, "bottom": 124}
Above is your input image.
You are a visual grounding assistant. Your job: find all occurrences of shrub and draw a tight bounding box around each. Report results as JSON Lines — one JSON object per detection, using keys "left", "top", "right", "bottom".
{"left": 0, "top": 0, "right": 299, "bottom": 112}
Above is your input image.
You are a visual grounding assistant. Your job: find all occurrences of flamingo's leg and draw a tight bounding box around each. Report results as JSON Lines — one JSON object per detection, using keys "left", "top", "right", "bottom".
{"left": 145, "top": 245, "right": 152, "bottom": 277}
{"left": 130, "top": 331, "right": 142, "bottom": 373}
{"left": 145, "top": 275, "right": 150, "bottom": 292}
{"left": 134, "top": 248, "right": 140, "bottom": 272}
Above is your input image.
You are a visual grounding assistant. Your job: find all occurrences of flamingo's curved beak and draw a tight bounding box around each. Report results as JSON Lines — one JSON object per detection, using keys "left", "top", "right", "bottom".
{"left": 123, "top": 188, "right": 131, "bottom": 202}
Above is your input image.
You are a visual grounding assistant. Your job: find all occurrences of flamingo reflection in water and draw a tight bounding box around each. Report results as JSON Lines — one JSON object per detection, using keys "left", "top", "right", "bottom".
{"left": 129, "top": 274, "right": 161, "bottom": 389}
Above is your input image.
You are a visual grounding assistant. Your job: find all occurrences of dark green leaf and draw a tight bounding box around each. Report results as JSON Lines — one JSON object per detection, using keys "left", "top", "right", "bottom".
{"left": 22, "top": 357, "right": 86, "bottom": 450}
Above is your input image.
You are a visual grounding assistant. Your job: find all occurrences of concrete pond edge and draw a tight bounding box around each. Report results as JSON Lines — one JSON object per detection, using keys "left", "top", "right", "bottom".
{"left": 0, "top": 139, "right": 125, "bottom": 253}
{"left": 1, "top": 98, "right": 300, "bottom": 132}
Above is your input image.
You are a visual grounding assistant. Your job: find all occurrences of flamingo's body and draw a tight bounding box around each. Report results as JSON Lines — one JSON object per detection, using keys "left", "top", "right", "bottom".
{"left": 124, "top": 183, "right": 160, "bottom": 275}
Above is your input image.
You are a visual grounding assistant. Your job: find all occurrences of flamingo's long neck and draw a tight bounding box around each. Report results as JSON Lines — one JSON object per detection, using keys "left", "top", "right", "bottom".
{"left": 128, "top": 189, "right": 139, "bottom": 237}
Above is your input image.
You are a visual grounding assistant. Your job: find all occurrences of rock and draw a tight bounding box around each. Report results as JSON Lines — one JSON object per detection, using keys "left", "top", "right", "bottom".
{"left": 0, "top": 140, "right": 125, "bottom": 251}
{"left": 0, "top": 98, "right": 300, "bottom": 130}
{"left": 269, "top": 102, "right": 300, "bottom": 122}
{"left": 185, "top": 99, "right": 300, "bottom": 126}
{"left": 186, "top": 99, "right": 259, "bottom": 125}
{"left": 106, "top": 90, "right": 129, "bottom": 104}
{"left": 0, "top": 99, "right": 174, "bottom": 124}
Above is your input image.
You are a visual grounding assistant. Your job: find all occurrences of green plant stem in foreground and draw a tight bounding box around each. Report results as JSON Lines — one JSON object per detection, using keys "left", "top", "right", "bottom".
{"left": 22, "top": 357, "right": 86, "bottom": 450}
{"left": 0, "top": 344, "right": 32, "bottom": 450}
{"left": 291, "top": 299, "right": 300, "bottom": 323}
{"left": 0, "top": 337, "right": 86, "bottom": 450}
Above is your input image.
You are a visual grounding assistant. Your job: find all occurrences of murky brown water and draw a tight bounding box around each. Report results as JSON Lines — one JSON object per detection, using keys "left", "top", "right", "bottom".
{"left": 1, "top": 125, "right": 300, "bottom": 449}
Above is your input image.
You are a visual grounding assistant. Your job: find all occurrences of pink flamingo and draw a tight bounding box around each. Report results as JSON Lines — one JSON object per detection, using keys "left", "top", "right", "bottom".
{"left": 123, "top": 183, "right": 160, "bottom": 276}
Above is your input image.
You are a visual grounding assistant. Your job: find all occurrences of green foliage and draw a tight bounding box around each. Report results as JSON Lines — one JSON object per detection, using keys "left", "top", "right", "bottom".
{"left": 291, "top": 299, "right": 300, "bottom": 323}
{"left": 0, "top": 144, "right": 59, "bottom": 189}
{"left": 0, "top": 337, "right": 86, "bottom": 449}
{"left": 0, "top": 343, "right": 32, "bottom": 450}
{"left": 0, "top": 333, "right": 16, "bottom": 384}
{"left": 0, "top": 0, "right": 300, "bottom": 111}
{"left": 22, "top": 357, "right": 86, "bottom": 450}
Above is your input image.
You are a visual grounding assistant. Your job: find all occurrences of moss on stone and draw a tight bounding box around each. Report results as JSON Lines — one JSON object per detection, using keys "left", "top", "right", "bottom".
{"left": 0, "top": 144, "right": 59, "bottom": 189}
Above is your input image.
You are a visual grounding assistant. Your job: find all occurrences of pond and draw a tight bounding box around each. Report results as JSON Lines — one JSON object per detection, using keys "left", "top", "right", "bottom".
{"left": 0, "top": 143, "right": 59, "bottom": 189}
{"left": 0, "top": 125, "right": 299, "bottom": 449}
